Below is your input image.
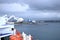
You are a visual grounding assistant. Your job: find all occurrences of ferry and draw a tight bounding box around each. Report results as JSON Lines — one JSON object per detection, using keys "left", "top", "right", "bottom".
{"left": 0, "top": 15, "right": 32, "bottom": 40}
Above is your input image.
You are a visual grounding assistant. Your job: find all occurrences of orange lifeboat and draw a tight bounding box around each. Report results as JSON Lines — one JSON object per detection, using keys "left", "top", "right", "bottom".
{"left": 10, "top": 29, "right": 33, "bottom": 40}
{"left": 10, "top": 30, "right": 23, "bottom": 40}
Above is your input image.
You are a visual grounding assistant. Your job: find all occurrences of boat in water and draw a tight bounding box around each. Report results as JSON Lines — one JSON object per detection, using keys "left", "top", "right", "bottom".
{"left": 0, "top": 15, "right": 32, "bottom": 40}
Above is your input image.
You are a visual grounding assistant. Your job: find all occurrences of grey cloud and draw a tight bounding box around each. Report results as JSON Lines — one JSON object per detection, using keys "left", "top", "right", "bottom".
{"left": 0, "top": 0, "right": 23, "bottom": 3}
{"left": 0, "top": 0, "right": 60, "bottom": 10}
{"left": 24, "top": 0, "right": 60, "bottom": 10}
{"left": 0, "top": 0, "right": 60, "bottom": 19}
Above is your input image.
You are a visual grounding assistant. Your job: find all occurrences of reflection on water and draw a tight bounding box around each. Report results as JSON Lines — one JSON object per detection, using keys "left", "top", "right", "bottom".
{"left": 15, "top": 23, "right": 60, "bottom": 40}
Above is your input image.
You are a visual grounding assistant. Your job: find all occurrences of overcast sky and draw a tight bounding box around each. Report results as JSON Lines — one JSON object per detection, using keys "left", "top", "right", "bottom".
{"left": 0, "top": 0, "right": 60, "bottom": 19}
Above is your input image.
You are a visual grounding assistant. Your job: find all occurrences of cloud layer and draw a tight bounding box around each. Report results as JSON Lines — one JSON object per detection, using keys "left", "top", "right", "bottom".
{"left": 0, "top": 3, "right": 29, "bottom": 12}
{"left": 25, "top": 0, "right": 60, "bottom": 10}
{"left": 0, "top": 0, "right": 60, "bottom": 19}
{"left": 23, "top": 11, "right": 60, "bottom": 18}
{"left": 0, "top": 0, "right": 60, "bottom": 10}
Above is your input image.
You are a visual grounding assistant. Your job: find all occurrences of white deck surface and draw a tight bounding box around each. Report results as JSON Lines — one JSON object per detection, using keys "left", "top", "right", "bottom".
{"left": 0, "top": 25, "right": 14, "bottom": 38}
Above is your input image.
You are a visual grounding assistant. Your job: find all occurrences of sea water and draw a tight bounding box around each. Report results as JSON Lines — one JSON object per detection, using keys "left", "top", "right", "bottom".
{"left": 15, "top": 23, "right": 60, "bottom": 40}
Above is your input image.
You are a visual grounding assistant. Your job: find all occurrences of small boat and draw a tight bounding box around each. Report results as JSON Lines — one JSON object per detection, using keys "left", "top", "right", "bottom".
{"left": 0, "top": 15, "right": 32, "bottom": 40}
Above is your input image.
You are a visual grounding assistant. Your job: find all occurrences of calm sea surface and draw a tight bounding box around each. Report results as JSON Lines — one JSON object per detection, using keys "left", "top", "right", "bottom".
{"left": 15, "top": 23, "right": 60, "bottom": 40}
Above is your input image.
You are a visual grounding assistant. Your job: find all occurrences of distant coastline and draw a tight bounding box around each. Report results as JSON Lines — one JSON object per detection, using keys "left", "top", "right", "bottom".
{"left": 43, "top": 20, "right": 60, "bottom": 23}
